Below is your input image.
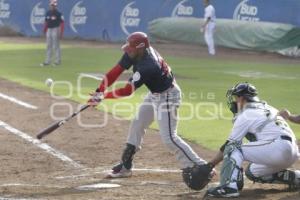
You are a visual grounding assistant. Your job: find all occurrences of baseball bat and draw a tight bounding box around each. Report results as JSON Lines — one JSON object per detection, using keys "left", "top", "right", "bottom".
{"left": 36, "top": 104, "right": 90, "bottom": 139}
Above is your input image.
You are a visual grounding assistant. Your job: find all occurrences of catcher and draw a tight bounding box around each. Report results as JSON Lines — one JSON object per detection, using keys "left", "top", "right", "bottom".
{"left": 206, "top": 82, "right": 300, "bottom": 198}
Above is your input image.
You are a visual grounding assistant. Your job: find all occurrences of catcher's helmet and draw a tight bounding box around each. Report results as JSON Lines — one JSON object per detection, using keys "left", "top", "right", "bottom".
{"left": 226, "top": 82, "right": 259, "bottom": 113}
{"left": 122, "top": 32, "right": 150, "bottom": 54}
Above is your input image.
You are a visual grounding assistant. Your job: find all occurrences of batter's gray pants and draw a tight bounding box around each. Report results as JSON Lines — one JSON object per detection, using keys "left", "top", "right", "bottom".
{"left": 45, "top": 27, "right": 61, "bottom": 64}
{"left": 127, "top": 84, "right": 206, "bottom": 168}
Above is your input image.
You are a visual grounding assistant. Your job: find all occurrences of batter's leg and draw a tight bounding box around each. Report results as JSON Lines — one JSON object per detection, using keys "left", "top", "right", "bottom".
{"left": 127, "top": 93, "right": 154, "bottom": 149}
{"left": 106, "top": 94, "right": 155, "bottom": 178}
{"left": 156, "top": 87, "right": 206, "bottom": 168}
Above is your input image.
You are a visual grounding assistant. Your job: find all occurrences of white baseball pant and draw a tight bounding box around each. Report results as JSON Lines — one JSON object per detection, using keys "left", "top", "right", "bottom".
{"left": 126, "top": 84, "right": 206, "bottom": 168}
{"left": 204, "top": 22, "right": 216, "bottom": 55}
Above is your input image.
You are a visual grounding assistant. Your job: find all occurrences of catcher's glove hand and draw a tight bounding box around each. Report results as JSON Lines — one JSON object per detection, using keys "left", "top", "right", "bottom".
{"left": 182, "top": 163, "right": 215, "bottom": 190}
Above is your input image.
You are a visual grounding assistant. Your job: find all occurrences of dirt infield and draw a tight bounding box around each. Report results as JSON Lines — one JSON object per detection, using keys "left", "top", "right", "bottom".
{"left": 0, "top": 37, "right": 300, "bottom": 199}
{"left": 0, "top": 78, "right": 299, "bottom": 200}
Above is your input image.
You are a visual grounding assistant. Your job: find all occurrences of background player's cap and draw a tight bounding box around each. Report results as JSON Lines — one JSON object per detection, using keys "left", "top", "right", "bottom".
{"left": 122, "top": 32, "right": 150, "bottom": 54}
{"left": 50, "top": 0, "right": 58, "bottom": 6}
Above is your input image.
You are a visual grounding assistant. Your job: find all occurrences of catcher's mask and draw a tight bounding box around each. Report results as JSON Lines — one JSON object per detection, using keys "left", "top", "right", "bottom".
{"left": 226, "top": 82, "right": 259, "bottom": 114}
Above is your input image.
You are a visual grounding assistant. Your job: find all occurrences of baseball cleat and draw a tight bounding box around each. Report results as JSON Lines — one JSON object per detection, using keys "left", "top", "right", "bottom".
{"left": 206, "top": 186, "right": 239, "bottom": 198}
{"left": 289, "top": 177, "right": 300, "bottom": 190}
{"left": 52, "top": 62, "right": 61, "bottom": 67}
{"left": 40, "top": 62, "right": 50, "bottom": 67}
{"left": 106, "top": 168, "right": 132, "bottom": 178}
{"left": 106, "top": 163, "right": 132, "bottom": 178}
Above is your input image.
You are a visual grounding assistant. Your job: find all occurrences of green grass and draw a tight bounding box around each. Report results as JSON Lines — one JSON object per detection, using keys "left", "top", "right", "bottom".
{"left": 0, "top": 40, "right": 300, "bottom": 150}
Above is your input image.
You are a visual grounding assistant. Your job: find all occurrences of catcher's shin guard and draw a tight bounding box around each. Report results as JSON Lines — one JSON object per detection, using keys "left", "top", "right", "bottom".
{"left": 220, "top": 142, "right": 244, "bottom": 190}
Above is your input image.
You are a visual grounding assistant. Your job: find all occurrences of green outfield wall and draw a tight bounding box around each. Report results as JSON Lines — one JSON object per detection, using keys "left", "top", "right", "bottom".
{"left": 149, "top": 17, "right": 300, "bottom": 51}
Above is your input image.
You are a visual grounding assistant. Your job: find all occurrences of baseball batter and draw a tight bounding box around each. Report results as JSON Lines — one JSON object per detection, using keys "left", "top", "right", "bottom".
{"left": 206, "top": 83, "right": 300, "bottom": 198}
{"left": 201, "top": 0, "right": 216, "bottom": 55}
{"left": 88, "top": 32, "right": 208, "bottom": 179}
{"left": 40, "top": 0, "right": 64, "bottom": 67}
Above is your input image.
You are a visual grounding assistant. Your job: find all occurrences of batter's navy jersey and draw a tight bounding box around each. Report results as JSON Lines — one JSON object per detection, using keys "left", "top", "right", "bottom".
{"left": 45, "top": 10, "right": 63, "bottom": 28}
{"left": 118, "top": 47, "right": 174, "bottom": 93}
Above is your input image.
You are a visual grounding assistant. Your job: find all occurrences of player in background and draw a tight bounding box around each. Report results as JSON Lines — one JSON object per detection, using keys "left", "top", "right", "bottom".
{"left": 88, "top": 32, "right": 213, "bottom": 182}
{"left": 40, "top": 0, "right": 64, "bottom": 67}
{"left": 279, "top": 109, "right": 300, "bottom": 124}
{"left": 201, "top": 0, "right": 216, "bottom": 55}
{"left": 205, "top": 83, "right": 300, "bottom": 198}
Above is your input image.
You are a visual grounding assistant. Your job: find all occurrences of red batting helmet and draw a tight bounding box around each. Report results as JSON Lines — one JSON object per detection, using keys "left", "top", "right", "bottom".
{"left": 122, "top": 32, "right": 150, "bottom": 54}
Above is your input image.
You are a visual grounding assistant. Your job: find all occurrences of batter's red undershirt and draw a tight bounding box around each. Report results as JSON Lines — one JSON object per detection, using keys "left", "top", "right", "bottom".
{"left": 97, "top": 65, "right": 134, "bottom": 99}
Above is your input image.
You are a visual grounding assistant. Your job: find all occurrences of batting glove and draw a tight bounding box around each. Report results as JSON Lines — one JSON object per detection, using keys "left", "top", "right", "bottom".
{"left": 87, "top": 92, "right": 104, "bottom": 106}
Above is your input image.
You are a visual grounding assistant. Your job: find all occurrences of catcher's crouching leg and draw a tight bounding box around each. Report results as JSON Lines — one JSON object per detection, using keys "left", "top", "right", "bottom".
{"left": 245, "top": 164, "right": 300, "bottom": 190}
{"left": 220, "top": 142, "right": 244, "bottom": 191}
{"left": 205, "top": 142, "right": 243, "bottom": 198}
{"left": 182, "top": 163, "right": 214, "bottom": 190}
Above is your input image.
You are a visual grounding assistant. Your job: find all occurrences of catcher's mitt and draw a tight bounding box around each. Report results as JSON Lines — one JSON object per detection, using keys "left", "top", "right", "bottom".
{"left": 182, "top": 163, "right": 214, "bottom": 190}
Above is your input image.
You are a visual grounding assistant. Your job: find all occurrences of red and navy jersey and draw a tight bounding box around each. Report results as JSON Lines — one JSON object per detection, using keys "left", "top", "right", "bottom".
{"left": 45, "top": 9, "right": 63, "bottom": 28}
{"left": 118, "top": 47, "right": 174, "bottom": 93}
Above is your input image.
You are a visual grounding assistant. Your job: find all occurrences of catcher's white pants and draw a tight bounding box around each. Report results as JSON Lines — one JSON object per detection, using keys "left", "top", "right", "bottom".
{"left": 204, "top": 22, "right": 216, "bottom": 55}
{"left": 45, "top": 27, "right": 61, "bottom": 64}
{"left": 228, "top": 137, "right": 299, "bottom": 189}
{"left": 126, "top": 84, "right": 206, "bottom": 168}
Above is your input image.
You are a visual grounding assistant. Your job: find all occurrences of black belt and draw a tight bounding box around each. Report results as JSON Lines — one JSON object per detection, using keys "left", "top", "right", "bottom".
{"left": 280, "top": 135, "right": 292, "bottom": 142}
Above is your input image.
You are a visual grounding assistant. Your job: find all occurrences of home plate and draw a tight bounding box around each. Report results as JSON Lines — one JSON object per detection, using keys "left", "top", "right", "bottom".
{"left": 76, "top": 183, "right": 121, "bottom": 191}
